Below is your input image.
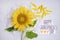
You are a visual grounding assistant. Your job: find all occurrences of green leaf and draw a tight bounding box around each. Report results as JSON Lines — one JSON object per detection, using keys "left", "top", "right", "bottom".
{"left": 5, "top": 26, "right": 17, "bottom": 32}
{"left": 26, "top": 31, "right": 38, "bottom": 39}
{"left": 29, "top": 20, "right": 37, "bottom": 27}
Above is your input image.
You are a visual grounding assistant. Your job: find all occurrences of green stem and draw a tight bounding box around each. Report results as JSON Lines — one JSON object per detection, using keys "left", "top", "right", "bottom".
{"left": 21, "top": 31, "right": 24, "bottom": 40}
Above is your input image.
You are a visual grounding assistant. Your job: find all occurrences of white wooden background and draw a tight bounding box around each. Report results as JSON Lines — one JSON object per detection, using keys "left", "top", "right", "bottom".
{"left": 0, "top": 0, "right": 60, "bottom": 40}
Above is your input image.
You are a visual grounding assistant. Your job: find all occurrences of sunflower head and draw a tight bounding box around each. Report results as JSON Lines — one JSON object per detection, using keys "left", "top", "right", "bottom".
{"left": 11, "top": 6, "right": 35, "bottom": 32}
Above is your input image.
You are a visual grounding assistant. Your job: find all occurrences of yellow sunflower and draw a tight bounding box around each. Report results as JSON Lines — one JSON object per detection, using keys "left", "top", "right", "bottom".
{"left": 11, "top": 6, "right": 35, "bottom": 31}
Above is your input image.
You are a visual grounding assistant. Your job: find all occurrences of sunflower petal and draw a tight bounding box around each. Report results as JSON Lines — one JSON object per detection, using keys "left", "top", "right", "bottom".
{"left": 31, "top": 3, "right": 37, "bottom": 7}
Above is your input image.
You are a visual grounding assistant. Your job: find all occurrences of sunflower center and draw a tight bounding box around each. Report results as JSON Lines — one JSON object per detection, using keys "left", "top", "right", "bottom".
{"left": 17, "top": 14, "right": 27, "bottom": 24}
